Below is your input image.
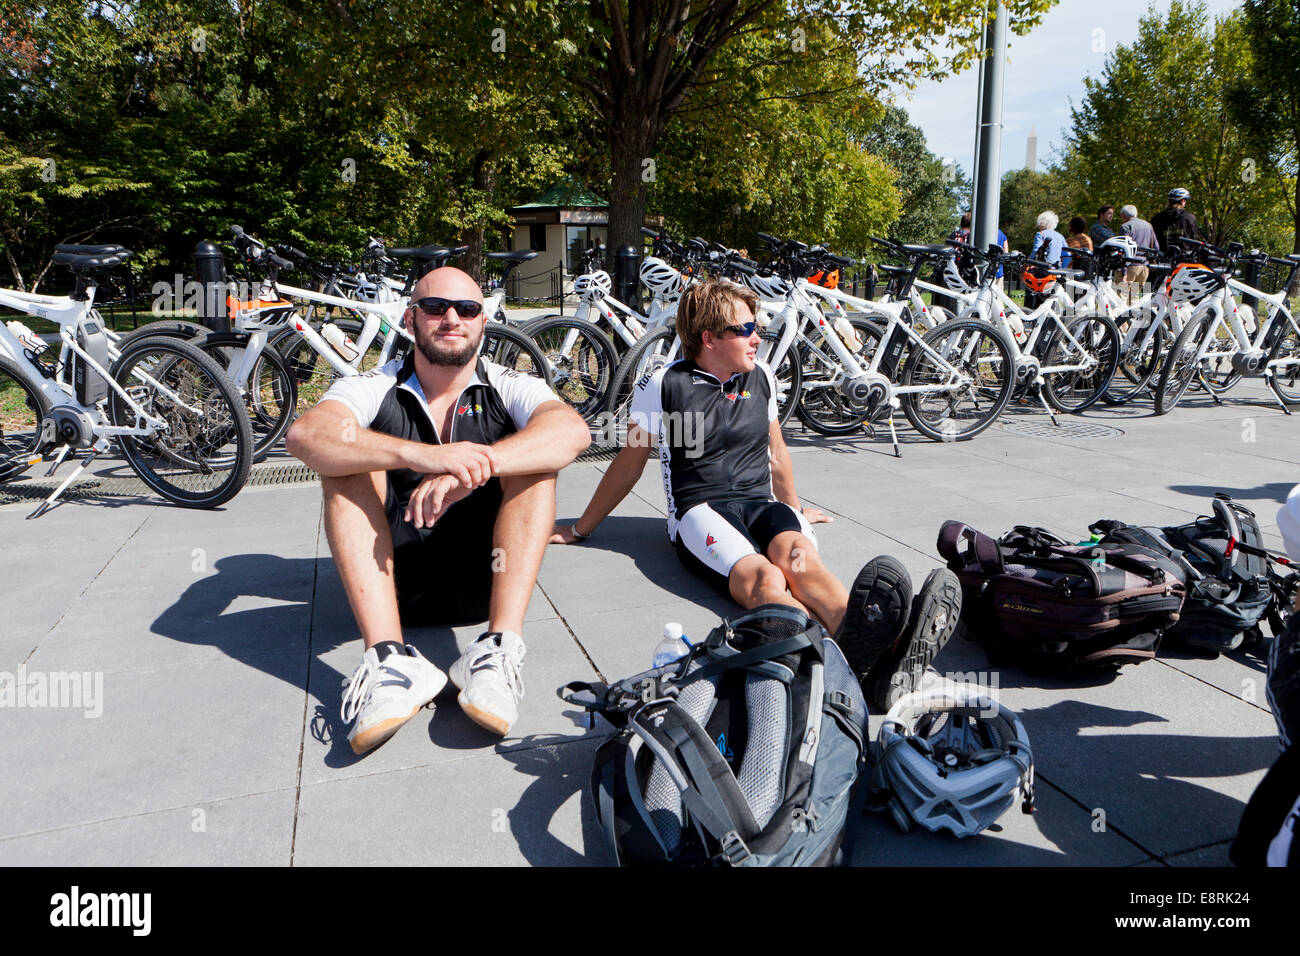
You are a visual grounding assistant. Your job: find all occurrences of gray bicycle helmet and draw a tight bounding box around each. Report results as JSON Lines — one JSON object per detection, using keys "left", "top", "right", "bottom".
{"left": 869, "top": 680, "right": 1035, "bottom": 838}
{"left": 1168, "top": 187, "right": 1191, "bottom": 202}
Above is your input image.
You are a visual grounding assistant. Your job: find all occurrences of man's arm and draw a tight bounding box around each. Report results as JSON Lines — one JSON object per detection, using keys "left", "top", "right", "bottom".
{"left": 550, "top": 425, "right": 653, "bottom": 543}
{"left": 286, "top": 400, "right": 496, "bottom": 485}
{"left": 490, "top": 399, "right": 591, "bottom": 476}
{"left": 769, "top": 421, "right": 833, "bottom": 524}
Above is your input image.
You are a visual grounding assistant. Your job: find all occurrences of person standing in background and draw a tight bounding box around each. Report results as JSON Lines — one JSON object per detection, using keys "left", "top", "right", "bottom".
{"left": 1089, "top": 205, "right": 1116, "bottom": 248}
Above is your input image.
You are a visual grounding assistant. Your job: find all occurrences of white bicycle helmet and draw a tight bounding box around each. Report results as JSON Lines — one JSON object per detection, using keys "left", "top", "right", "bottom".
{"left": 942, "top": 249, "right": 981, "bottom": 295}
{"left": 742, "top": 271, "right": 790, "bottom": 300}
{"left": 573, "top": 269, "right": 612, "bottom": 297}
{"left": 1279, "top": 484, "right": 1300, "bottom": 562}
{"left": 869, "top": 680, "right": 1035, "bottom": 838}
{"left": 1100, "top": 235, "right": 1137, "bottom": 258}
{"left": 639, "top": 256, "right": 684, "bottom": 298}
{"left": 1166, "top": 263, "right": 1223, "bottom": 305}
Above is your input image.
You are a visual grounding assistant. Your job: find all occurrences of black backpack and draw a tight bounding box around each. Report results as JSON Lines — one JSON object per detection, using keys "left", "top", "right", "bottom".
{"left": 1091, "top": 495, "right": 1275, "bottom": 654}
{"left": 559, "top": 605, "right": 867, "bottom": 866}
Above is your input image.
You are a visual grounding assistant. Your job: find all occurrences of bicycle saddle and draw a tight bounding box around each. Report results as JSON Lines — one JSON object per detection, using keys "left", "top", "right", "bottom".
{"left": 390, "top": 244, "right": 455, "bottom": 260}
{"left": 900, "top": 243, "right": 955, "bottom": 256}
{"left": 54, "top": 243, "right": 129, "bottom": 256}
{"left": 52, "top": 250, "right": 132, "bottom": 271}
{"left": 486, "top": 250, "right": 538, "bottom": 263}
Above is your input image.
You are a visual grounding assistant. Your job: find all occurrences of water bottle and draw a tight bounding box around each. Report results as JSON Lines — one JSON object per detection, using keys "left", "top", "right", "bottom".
{"left": 652, "top": 622, "right": 691, "bottom": 668}
{"left": 321, "top": 322, "right": 359, "bottom": 361}
{"left": 6, "top": 320, "right": 45, "bottom": 353}
{"left": 832, "top": 314, "right": 862, "bottom": 351}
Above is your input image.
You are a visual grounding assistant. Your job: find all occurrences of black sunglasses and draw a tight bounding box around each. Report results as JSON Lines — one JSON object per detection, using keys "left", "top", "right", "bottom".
{"left": 411, "top": 296, "right": 484, "bottom": 318}
{"left": 720, "top": 321, "right": 757, "bottom": 337}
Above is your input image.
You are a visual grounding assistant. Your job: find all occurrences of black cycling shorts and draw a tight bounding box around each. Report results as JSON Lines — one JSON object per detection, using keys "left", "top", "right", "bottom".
{"left": 671, "top": 498, "right": 816, "bottom": 595}
{"left": 386, "top": 477, "right": 500, "bottom": 626}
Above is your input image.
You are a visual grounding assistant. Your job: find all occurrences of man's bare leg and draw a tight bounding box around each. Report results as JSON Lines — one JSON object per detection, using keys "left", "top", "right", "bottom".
{"left": 728, "top": 554, "right": 806, "bottom": 612}
{"left": 322, "top": 471, "right": 403, "bottom": 650}
{"left": 487, "top": 472, "right": 557, "bottom": 636}
{"left": 767, "top": 530, "right": 849, "bottom": 634}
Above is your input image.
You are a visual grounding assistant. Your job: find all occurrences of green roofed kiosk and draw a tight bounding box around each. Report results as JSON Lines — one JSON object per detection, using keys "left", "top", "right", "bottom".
{"left": 508, "top": 177, "right": 608, "bottom": 301}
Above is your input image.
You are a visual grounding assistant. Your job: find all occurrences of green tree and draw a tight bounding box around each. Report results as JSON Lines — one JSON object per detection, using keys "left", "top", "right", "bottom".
{"left": 862, "top": 104, "right": 967, "bottom": 245}
{"left": 998, "top": 166, "right": 1079, "bottom": 254}
{"left": 1229, "top": 0, "right": 1300, "bottom": 254}
{"left": 1062, "top": 0, "right": 1290, "bottom": 249}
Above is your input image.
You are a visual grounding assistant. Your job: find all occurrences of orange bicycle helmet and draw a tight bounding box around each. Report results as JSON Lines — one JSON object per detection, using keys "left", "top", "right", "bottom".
{"left": 1020, "top": 265, "right": 1057, "bottom": 295}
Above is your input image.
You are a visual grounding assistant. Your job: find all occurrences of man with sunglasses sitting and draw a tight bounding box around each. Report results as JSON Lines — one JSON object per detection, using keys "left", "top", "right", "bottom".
{"left": 287, "top": 266, "right": 590, "bottom": 754}
{"left": 549, "top": 279, "right": 961, "bottom": 710}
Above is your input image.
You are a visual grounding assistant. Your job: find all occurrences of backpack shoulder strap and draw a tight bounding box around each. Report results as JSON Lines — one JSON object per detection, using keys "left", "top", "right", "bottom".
{"left": 938, "top": 520, "right": 1005, "bottom": 574}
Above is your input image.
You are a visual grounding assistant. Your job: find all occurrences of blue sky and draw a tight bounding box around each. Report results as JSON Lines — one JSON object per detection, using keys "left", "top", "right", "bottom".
{"left": 896, "top": 0, "right": 1244, "bottom": 177}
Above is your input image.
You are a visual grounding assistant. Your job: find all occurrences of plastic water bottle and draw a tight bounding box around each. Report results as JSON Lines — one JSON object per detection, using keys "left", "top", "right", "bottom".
{"left": 652, "top": 622, "right": 691, "bottom": 668}
{"left": 832, "top": 314, "right": 862, "bottom": 351}
{"left": 6, "top": 320, "right": 45, "bottom": 353}
{"left": 321, "top": 322, "right": 359, "bottom": 361}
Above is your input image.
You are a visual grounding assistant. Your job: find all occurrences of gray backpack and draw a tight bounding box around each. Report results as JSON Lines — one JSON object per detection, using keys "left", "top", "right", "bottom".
{"left": 560, "top": 605, "right": 867, "bottom": 866}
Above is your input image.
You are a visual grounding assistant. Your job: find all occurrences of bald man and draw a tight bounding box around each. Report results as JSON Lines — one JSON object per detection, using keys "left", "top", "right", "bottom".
{"left": 287, "top": 266, "right": 590, "bottom": 753}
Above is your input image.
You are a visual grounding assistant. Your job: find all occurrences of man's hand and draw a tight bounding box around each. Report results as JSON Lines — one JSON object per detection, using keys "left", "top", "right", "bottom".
{"left": 418, "top": 441, "right": 498, "bottom": 488}
{"left": 404, "top": 474, "right": 473, "bottom": 529}
{"left": 548, "top": 521, "right": 585, "bottom": 545}
{"left": 802, "top": 507, "right": 834, "bottom": 525}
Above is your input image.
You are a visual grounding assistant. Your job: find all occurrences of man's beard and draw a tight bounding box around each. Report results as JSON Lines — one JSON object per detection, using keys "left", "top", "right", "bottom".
{"left": 412, "top": 320, "right": 482, "bottom": 367}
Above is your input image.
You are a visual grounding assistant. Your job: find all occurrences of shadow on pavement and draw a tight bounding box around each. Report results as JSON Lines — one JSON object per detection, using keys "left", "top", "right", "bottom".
{"left": 1168, "top": 481, "right": 1295, "bottom": 504}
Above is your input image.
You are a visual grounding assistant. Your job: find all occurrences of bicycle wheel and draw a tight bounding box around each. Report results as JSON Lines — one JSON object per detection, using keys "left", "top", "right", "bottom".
{"left": 481, "top": 323, "right": 554, "bottom": 387}
{"left": 1041, "top": 314, "right": 1120, "bottom": 413}
{"left": 760, "top": 330, "right": 802, "bottom": 428}
{"left": 0, "top": 354, "right": 51, "bottom": 482}
{"left": 1102, "top": 318, "right": 1166, "bottom": 405}
{"left": 526, "top": 316, "right": 617, "bottom": 421}
{"left": 1155, "top": 313, "right": 1213, "bottom": 415}
{"left": 1267, "top": 319, "right": 1300, "bottom": 405}
{"left": 194, "top": 332, "right": 297, "bottom": 462}
{"left": 901, "top": 319, "right": 1014, "bottom": 441}
{"left": 108, "top": 335, "right": 253, "bottom": 507}
{"left": 1200, "top": 317, "right": 1242, "bottom": 394}
{"left": 795, "top": 318, "right": 885, "bottom": 436}
{"left": 605, "top": 326, "right": 679, "bottom": 432}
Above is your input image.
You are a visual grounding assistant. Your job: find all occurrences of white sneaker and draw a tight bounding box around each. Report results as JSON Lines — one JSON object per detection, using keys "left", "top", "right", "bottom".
{"left": 448, "top": 631, "right": 526, "bottom": 736}
{"left": 340, "top": 645, "right": 447, "bottom": 755}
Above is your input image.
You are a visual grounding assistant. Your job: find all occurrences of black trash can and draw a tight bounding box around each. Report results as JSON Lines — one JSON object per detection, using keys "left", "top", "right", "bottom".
{"left": 615, "top": 245, "right": 640, "bottom": 309}
{"left": 194, "top": 240, "right": 229, "bottom": 333}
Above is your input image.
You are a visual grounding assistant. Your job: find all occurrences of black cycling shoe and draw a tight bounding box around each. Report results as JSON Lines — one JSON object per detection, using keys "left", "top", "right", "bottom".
{"left": 867, "top": 567, "right": 962, "bottom": 712}
{"left": 836, "top": 555, "right": 913, "bottom": 678}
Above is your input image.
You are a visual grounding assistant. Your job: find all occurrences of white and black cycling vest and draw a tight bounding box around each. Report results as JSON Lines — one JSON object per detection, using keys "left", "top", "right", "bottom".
{"left": 321, "top": 354, "right": 555, "bottom": 504}
{"left": 630, "top": 358, "right": 778, "bottom": 538}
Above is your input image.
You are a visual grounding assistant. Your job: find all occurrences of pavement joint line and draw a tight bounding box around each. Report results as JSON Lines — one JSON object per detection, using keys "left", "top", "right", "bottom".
{"left": 1153, "top": 656, "right": 1274, "bottom": 716}
{"left": 1032, "top": 771, "right": 1161, "bottom": 861}
{"left": 535, "top": 579, "right": 606, "bottom": 684}
{"left": 815, "top": 508, "right": 939, "bottom": 562}
{"left": 18, "top": 505, "right": 157, "bottom": 669}
{"left": 0, "top": 783, "right": 302, "bottom": 845}
{"left": 290, "top": 504, "right": 325, "bottom": 867}
{"left": 1161, "top": 837, "right": 1235, "bottom": 862}
{"left": 292, "top": 730, "right": 614, "bottom": 792}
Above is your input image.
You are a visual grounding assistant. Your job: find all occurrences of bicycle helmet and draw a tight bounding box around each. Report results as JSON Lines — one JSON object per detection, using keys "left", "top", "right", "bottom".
{"left": 743, "top": 270, "right": 790, "bottom": 301}
{"left": 942, "top": 247, "right": 980, "bottom": 294}
{"left": 808, "top": 267, "right": 840, "bottom": 290}
{"left": 1100, "top": 235, "right": 1138, "bottom": 258}
{"left": 869, "top": 680, "right": 1035, "bottom": 838}
{"left": 1279, "top": 483, "right": 1300, "bottom": 562}
{"left": 1168, "top": 187, "right": 1191, "bottom": 202}
{"left": 638, "top": 256, "right": 684, "bottom": 298}
{"left": 1166, "top": 263, "right": 1223, "bottom": 304}
{"left": 573, "top": 269, "right": 612, "bottom": 297}
{"left": 1020, "top": 263, "right": 1057, "bottom": 295}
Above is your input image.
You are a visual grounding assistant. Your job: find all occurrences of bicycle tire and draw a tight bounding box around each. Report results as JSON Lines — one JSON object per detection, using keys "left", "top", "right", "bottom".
{"left": 1155, "top": 312, "right": 1213, "bottom": 415}
{"left": 1200, "top": 317, "right": 1242, "bottom": 394}
{"left": 1102, "top": 318, "right": 1166, "bottom": 405}
{"left": 605, "top": 326, "right": 679, "bottom": 433}
{"left": 115, "top": 319, "right": 213, "bottom": 347}
{"left": 0, "top": 353, "right": 51, "bottom": 482}
{"left": 194, "top": 332, "right": 298, "bottom": 462}
{"left": 795, "top": 318, "right": 885, "bottom": 436}
{"left": 269, "top": 316, "right": 390, "bottom": 412}
{"left": 108, "top": 335, "right": 253, "bottom": 508}
{"left": 1267, "top": 319, "right": 1300, "bottom": 404}
{"left": 526, "top": 316, "right": 618, "bottom": 421}
{"left": 760, "top": 329, "right": 802, "bottom": 428}
{"left": 481, "top": 323, "right": 555, "bottom": 388}
{"left": 900, "top": 318, "right": 1014, "bottom": 442}
{"left": 1041, "top": 314, "right": 1120, "bottom": 413}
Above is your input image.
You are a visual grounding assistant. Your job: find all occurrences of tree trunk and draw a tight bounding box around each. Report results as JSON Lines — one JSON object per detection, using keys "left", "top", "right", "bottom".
{"left": 462, "top": 149, "right": 495, "bottom": 286}
{"left": 607, "top": 103, "right": 658, "bottom": 254}
{"left": 2, "top": 242, "right": 25, "bottom": 292}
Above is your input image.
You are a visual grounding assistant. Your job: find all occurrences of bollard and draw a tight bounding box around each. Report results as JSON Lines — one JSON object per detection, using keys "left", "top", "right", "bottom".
{"left": 194, "top": 239, "right": 229, "bottom": 333}
{"left": 615, "top": 245, "right": 640, "bottom": 310}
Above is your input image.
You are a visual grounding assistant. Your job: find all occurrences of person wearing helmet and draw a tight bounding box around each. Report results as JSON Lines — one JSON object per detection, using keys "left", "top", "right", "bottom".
{"left": 550, "top": 279, "right": 962, "bottom": 710}
{"left": 1150, "top": 188, "right": 1200, "bottom": 252}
